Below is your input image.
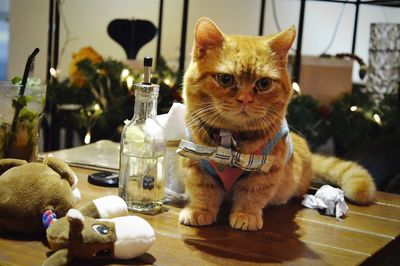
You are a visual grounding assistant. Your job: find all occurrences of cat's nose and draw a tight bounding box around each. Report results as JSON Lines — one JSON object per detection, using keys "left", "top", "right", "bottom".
{"left": 237, "top": 93, "right": 253, "bottom": 106}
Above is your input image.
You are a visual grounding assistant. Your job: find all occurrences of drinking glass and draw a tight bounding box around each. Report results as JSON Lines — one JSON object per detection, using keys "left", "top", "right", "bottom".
{"left": 0, "top": 80, "right": 46, "bottom": 161}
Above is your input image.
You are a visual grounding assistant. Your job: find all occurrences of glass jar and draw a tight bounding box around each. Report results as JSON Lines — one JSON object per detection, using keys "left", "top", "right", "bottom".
{"left": 119, "top": 57, "right": 166, "bottom": 214}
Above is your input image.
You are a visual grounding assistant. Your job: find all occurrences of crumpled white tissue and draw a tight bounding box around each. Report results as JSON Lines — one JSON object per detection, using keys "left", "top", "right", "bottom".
{"left": 302, "top": 185, "right": 349, "bottom": 219}
{"left": 157, "top": 103, "right": 188, "bottom": 141}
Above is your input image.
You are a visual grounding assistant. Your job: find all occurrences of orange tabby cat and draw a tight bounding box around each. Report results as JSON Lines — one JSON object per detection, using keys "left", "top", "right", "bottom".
{"left": 179, "top": 17, "right": 376, "bottom": 231}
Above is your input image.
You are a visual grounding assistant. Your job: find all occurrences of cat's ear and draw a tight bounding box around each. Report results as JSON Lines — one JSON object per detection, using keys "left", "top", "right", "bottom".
{"left": 268, "top": 25, "right": 296, "bottom": 56}
{"left": 194, "top": 17, "right": 224, "bottom": 56}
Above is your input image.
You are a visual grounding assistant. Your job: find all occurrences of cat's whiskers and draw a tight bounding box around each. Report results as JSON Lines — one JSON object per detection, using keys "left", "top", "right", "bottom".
{"left": 257, "top": 116, "right": 274, "bottom": 142}
{"left": 187, "top": 104, "right": 224, "bottom": 131}
{"left": 264, "top": 107, "right": 286, "bottom": 125}
{"left": 189, "top": 105, "right": 219, "bottom": 124}
{"left": 254, "top": 106, "right": 287, "bottom": 140}
{"left": 189, "top": 108, "right": 226, "bottom": 144}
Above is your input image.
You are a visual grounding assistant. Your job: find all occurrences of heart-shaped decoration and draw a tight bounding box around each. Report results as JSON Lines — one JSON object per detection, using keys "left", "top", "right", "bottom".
{"left": 107, "top": 19, "right": 157, "bottom": 59}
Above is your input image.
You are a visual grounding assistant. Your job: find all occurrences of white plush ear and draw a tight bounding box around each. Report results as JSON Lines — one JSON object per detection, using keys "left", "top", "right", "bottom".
{"left": 67, "top": 209, "right": 84, "bottom": 237}
{"left": 110, "top": 216, "right": 156, "bottom": 259}
{"left": 67, "top": 209, "right": 84, "bottom": 222}
{"left": 93, "top": 195, "right": 128, "bottom": 218}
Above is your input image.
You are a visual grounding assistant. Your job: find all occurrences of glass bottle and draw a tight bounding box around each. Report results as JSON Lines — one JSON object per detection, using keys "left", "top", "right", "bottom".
{"left": 119, "top": 57, "right": 166, "bottom": 214}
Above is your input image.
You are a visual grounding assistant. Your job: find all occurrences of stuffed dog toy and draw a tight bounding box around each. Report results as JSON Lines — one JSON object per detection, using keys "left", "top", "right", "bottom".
{"left": 44, "top": 195, "right": 155, "bottom": 265}
{"left": 0, "top": 158, "right": 155, "bottom": 265}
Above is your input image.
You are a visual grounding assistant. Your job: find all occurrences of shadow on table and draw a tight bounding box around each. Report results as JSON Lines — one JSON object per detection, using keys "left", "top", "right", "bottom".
{"left": 183, "top": 199, "right": 319, "bottom": 264}
{"left": 0, "top": 229, "right": 45, "bottom": 242}
{"left": 67, "top": 253, "right": 156, "bottom": 266}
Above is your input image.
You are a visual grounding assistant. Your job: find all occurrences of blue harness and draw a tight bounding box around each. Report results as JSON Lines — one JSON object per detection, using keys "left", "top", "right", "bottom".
{"left": 198, "top": 121, "right": 293, "bottom": 190}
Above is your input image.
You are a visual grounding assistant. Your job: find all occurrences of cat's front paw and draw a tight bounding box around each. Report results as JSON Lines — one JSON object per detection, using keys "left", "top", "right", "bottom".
{"left": 229, "top": 212, "right": 263, "bottom": 231}
{"left": 179, "top": 207, "right": 216, "bottom": 226}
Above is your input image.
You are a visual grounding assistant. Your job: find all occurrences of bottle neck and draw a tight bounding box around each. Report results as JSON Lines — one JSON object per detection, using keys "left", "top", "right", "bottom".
{"left": 133, "top": 89, "right": 158, "bottom": 121}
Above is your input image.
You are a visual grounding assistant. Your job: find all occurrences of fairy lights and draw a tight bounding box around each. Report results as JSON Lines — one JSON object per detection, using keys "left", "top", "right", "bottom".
{"left": 292, "top": 82, "right": 301, "bottom": 94}
{"left": 164, "top": 78, "right": 172, "bottom": 86}
{"left": 373, "top": 113, "right": 382, "bottom": 125}
{"left": 49, "top": 68, "right": 61, "bottom": 78}
{"left": 126, "top": 76, "right": 134, "bottom": 90}
{"left": 84, "top": 131, "right": 91, "bottom": 144}
{"left": 350, "top": 105, "right": 358, "bottom": 112}
{"left": 49, "top": 68, "right": 57, "bottom": 77}
{"left": 120, "top": 69, "right": 130, "bottom": 79}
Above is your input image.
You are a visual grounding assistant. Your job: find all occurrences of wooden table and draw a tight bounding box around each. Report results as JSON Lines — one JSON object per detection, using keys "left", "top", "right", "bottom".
{"left": 0, "top": 166, "right": 399, "bottom": 265}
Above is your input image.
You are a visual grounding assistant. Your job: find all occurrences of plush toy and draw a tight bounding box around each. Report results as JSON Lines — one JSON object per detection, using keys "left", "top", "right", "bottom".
{"left": 0, "top": 157, "right": 156, "bottom": 265}
{"left": 0, "top": 157, "right": 81, "bottom": 234}
{"left": 44, "top": 195, "right": 155, "bottom": 266}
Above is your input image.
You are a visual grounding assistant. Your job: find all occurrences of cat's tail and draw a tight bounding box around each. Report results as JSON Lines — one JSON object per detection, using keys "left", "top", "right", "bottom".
{"left": 311, "top": 154, "right": 376, "bottom": 204}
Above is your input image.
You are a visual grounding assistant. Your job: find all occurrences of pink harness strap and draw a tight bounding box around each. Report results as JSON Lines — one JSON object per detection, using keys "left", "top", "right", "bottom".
{"left": 208, "top": 144, "right": 266, "bottom": 191}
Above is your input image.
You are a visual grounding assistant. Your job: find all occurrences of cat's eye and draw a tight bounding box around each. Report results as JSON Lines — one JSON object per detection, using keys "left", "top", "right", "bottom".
{"left": 255, "top": 77, "right": 273, "bottom": 92}
{"left": 215, "top": 73, "right": 235, "bottom": 88}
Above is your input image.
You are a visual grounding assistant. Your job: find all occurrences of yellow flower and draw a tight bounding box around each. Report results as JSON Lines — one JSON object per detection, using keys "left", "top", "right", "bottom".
{"left": 69, "top": 47, "right": 103, "bottom": 87}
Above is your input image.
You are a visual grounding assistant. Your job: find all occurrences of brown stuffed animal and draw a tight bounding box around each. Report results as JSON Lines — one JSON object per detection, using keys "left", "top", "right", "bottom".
{"left": 44, "top": 195, "right": 155, "bottom": 266}
{"left": 0, "top": 158, "right": 156, "bottom": 265}
{"left": 0, "top": 157, "right": 80, "bottom": 234}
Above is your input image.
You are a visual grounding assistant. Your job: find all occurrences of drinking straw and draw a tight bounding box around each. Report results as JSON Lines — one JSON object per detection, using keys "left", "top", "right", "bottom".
{"left": 20, "top": 48, "right": 40, "bottom": 96}
{"left": 12, "top": 47, "right": 40, "bottom": 125}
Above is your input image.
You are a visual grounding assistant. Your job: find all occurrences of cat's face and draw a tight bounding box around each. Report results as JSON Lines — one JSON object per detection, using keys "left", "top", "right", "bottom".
{"left": 184, "top": 18, "right": 296, "bottom": 133}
